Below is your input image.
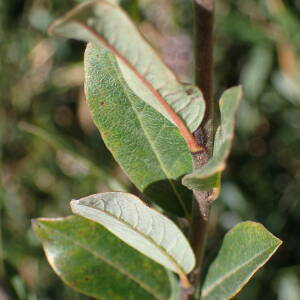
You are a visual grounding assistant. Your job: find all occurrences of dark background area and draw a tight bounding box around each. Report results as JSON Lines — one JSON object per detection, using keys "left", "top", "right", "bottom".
{"left": 0, "top": 0, "right": 299, "bottom": 299}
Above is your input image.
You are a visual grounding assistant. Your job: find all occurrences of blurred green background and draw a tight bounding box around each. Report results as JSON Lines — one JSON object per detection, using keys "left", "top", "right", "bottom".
{"left": 0, "top": 0, "right": 299, "bottom": 299}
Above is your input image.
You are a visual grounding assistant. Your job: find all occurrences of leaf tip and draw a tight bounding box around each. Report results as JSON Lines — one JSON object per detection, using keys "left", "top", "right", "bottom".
{"left": 31, "top": 218, "right": 45, "bottom": 239}
{"left": 70, "top": 199, "right": 80, "bottom": 213}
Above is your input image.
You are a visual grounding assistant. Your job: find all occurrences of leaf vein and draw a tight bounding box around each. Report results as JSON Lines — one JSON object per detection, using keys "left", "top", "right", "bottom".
{"left": 202, "top": 244, "right": 279, "bottom": 298}
{"left": 42, "top": 224, "right": 166, "bottom": 300}
{"left": 108, "top": 54, "right": 189, "bottom": 216}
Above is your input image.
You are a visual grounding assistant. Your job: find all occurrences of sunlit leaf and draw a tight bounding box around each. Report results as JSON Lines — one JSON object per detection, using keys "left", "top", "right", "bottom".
{"left": 71, "top": 192, "right": 195, "bottom": 284}
{"left": 49, "top": 0, "right": 205, "bottom": 146}
{"left": 84, "top": 44, "right": 193, "bottom": 216}
{"left": 33, "top": 216, "right": 172, "bottom": 300}
{"left": 201, "top": 221, "right": 282, "bottom": 300}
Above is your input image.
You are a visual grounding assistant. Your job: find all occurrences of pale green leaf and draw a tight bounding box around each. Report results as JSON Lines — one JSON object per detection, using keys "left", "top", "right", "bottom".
{"left": 182, "top": 87, "right": 242, "bottom": 192}
{"left": 201, "top": 221, "right": 282, "bottom": 300}
{"left": 70, "top": 192, "right": 196, "bottom": 278}
{"left": 49, "top": 0, "right": 205, "bottom": 134}
{"left": 84, "top": 44, "right": 192, "bottom": 216}
{"left": 33, "top": 216, "right": 172, "bottom": 300}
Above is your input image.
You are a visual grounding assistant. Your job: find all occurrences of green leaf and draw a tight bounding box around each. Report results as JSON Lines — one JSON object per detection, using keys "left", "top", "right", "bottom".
{"left": 84, "top": 44, "right": 193, "bottom": 216}
{"left": 182, "top": 87, "right": 242, "bottom": 193}
{"left": 33, "top": 216, "right": 172, "bottom": 300}
{"left": 48, "top": 0, "right": 205, "bottom": 137}
{"left": 201, "top": 221, "right": 282, "bottom": 300}
{"left": 71, "top": 192, "right": 196, "bottom": 280}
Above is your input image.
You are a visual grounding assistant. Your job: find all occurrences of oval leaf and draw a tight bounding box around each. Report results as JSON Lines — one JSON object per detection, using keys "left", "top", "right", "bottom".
{"left": 48, "top": 0, "right": 205, "bottom": 148}
{"left": 182, "top": 86, "right": 242, "bottom": 192}
{"left": 201, "top": 221, "right": 282, "bottom": 300}
{"left": 70, "top": 192, "right": 196, "bottom": 278}
{"left": 85, "top": 44, "right": 192, "bottom": 216}
{"left": 33, "top": 216, "right": 171, "bottom": 300}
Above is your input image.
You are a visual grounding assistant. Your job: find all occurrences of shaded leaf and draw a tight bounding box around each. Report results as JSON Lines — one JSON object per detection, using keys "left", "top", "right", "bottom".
{"left": 33, "top": 216, "right": 172, "bottom": 300}
{"left": 201, "top": 221, "right": 282, "bottom": 300}
{"left": 84, "top": 44, "right": 193, "bottom": 216}
{"left": 182, "top": 87, "right": 242, "bottom": 193}
{"left": 71, "top": 192, "right": 195, "bottom": 281}
{"left": 49, "top": 0, "right": 205, "bottom": 147}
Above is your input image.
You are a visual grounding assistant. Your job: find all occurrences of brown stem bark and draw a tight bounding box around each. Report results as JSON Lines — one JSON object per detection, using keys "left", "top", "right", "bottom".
{"left": 194, "top": 0, "right": 215, "bottom": 155}
{"left": 180, "top": 1, "right": 215, "bottom": 299}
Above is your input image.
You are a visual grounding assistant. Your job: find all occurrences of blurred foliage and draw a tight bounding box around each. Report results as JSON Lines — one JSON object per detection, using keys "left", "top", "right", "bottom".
{"left": 0, "top": 0, "right": 299, "bottom": 299}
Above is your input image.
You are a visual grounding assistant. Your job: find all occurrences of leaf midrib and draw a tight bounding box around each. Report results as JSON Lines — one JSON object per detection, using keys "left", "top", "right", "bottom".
{"left": 108, "top": 54, "right": 189, "bottom": 217}
{"left": 76, "top": 200, "right": 187, "bottom": 276}
{"left": 202, "top": 243, "right": 279, "bottom": 298}
{"left": 40, "top": 222, "right": 167, "bottom": 300}
{"left": 74, "top": 11, "right": 197, "bottom": 148}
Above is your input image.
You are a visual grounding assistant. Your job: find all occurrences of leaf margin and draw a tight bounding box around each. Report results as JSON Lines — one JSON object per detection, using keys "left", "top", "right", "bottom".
{"left": 84, "top": 43, "right": 193, "bottom": 216}
{"left": 48, "top": 0, "right": 205, "bottom": 152}
{"left": 70, "top": 192, "right": 196, "bottom": 286}
{"left": 201, "top": 221, "right": 282, "bottom": 300}
{"left": 182, "top": 86, "right": 243, "bottom": 194}
{"left": 32, "top": 215, "right": 172, "bottom": 300}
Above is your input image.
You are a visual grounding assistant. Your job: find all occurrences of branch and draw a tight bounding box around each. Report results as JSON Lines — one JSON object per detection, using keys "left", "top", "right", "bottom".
{"left": 194, "top": 0, "right": 215, "bottom": 153}
{"left": 181, "top": 0, "right": 215, "bottom": 299}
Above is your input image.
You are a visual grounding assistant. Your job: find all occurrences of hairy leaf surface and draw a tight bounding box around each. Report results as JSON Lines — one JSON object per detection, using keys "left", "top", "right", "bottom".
{"left": 49, "top": 0, "right": 205, "bottom": 136}
{"left": 71, "top": 192, "right": 196, "bottom": 278}
{"left": 33, "top": 216, "right": 172, "bottom": 300}
{"left": 182, "top": 87, "right": 242, "bottom": 193}
{"left": 201, "top": 221, "right": 282, "bottom": 300}
{"left": 84, "top": 44, "right": 192, "bottom": 216}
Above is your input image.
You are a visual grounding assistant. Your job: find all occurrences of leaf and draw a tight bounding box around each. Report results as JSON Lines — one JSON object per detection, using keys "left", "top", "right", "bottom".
{"left": 33, "top": 216, "right": 172, "bottom": 300}
{"left": 48, "top": 0, "right": 205, "bottom": 149}
{"left": 84, "top": 44, "right": 193, "bottom": 216}
{"left": 201, "top": 221, "right": 282, "bottom": 300}
{"left": 70, "top": 192, "right": 196, "bottom": 281}
{"left": 182, "top": 87, "right": 242, "bottom": 193}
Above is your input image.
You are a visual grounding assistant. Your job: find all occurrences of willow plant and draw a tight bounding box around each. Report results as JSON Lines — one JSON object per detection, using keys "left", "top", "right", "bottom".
{"left": 33, "top": 1, "right": 282, "bottom": 299}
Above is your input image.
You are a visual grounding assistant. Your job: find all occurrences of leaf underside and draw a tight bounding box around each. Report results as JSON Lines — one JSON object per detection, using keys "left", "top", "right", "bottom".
{"left": 201, "top": 221, "right": 282, "bottom": 300}
{"left": 182, "top": 87, "right": 242, "bottom": 193}
{"left": 33, "top": 216, "right": 172, "bottom": 300}
{"left": 71, "top": 192, "right": 196, "bottom": 275}
{"left": 85, "top": 44, "right": 193, "bottom": 216}
{"left": 49, "top": 0, "right": 205, "bottom": 134}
